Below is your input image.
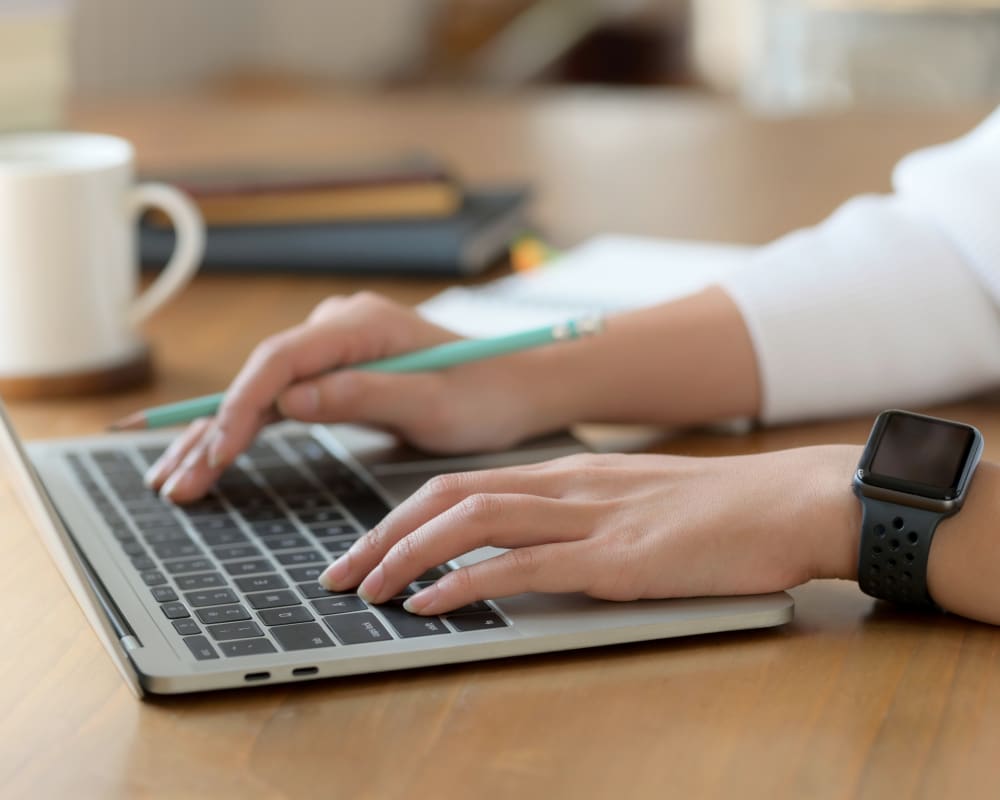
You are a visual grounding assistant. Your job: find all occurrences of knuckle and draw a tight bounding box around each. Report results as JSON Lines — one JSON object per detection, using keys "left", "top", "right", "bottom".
{"left": 446, "top": 566, "right": 479, "bottom": 599}
{"left": 421, "top": 472, "right": 470, "bottom": 502}
{"left": 590, "top": 541, "right": 643, "bottom": 602}
{"left": 250, "top": 334, "right": 289, "bottom": 369}
{"left": 349, "top": 290, "right": 389, "bottom": 313}
{"left": 360, "top": 524, "right": 389, "bottom": 554}
{"left": 387, "top": 532, "right": 422, "bottom": 567}
{"left": 309, "top": 295, "right": 347, "bottom": 321}
{"left": 455, "top": 493, "right": 504, "bottom": 523}
{"left": 509, "top": 547, "right": 539, "bottom": 576}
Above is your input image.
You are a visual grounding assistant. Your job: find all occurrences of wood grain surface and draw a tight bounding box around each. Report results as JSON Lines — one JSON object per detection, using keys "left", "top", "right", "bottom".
{"left": 1, "top": 87, "right": 998, "bottom": 800}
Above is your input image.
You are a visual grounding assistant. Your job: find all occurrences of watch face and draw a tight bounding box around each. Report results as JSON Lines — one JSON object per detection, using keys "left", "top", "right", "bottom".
{"left": 859, "top": 411, "right": 979, "bottom": 500}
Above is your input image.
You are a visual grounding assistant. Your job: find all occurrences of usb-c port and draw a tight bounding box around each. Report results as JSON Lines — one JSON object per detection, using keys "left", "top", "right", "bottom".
{"left": 293, "top": 667, "right": 318, "bottom": 677}
{"left": 244, "top": 672, "right": 270, "bottom": 682}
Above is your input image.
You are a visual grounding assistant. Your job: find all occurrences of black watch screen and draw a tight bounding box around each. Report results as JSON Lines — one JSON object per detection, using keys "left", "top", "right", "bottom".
{"left": 854, "top": 410, "right": 983, "bottom": 609}
{"left": 858, "top": 411, "right": 978, "bottom": 501}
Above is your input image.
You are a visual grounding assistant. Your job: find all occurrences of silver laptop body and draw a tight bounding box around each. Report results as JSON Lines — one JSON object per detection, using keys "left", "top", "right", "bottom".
{"left": 0, "top": 400, "right": 793, "bottom": 698}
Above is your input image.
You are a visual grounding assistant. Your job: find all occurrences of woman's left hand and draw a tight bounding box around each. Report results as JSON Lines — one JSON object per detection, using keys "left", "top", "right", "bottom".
{"left": 320, "top": 445, "right": 862, "bottom": 615}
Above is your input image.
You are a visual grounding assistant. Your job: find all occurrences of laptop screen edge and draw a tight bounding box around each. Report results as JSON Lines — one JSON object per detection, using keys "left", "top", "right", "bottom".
{"left": 0, "top": 398, "right": 145, "bottom": 699}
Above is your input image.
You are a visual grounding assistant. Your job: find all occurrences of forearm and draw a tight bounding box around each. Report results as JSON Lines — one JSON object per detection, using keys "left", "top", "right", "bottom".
{"left": 502, "top": 285, "right": 761, "bottom": 435}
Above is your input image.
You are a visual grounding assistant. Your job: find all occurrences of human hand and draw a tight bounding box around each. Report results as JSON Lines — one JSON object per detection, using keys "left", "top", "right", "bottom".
{"left": 146, "top": 292, "right": 566, "bottom": 502}
{"left": 319, "top": 445, "right": 863, "bottom": 615}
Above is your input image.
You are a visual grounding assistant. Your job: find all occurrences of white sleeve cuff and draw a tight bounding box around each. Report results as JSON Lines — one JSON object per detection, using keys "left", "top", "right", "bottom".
{"left": 719, "top": 194, "right": 1000, "bottom": 425}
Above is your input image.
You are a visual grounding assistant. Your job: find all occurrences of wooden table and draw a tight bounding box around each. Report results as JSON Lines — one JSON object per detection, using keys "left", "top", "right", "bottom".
{"left": 2, "top": 88, "right": 998, "bottom": 799}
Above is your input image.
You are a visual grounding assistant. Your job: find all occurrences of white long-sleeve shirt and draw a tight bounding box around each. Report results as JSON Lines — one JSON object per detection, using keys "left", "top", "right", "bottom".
{"left": 719, "top": 105, "right": 1000, "bottom": 425}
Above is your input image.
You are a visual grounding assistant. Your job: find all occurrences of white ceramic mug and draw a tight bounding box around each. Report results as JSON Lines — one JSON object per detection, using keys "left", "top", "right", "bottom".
{"left": 0, "top": 132, "right": 204, "bottom": 378}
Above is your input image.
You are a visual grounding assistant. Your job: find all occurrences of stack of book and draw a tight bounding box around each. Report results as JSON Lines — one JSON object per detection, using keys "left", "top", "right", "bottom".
{"left": 140, "top": 156, "right": 529, "bottom": 277}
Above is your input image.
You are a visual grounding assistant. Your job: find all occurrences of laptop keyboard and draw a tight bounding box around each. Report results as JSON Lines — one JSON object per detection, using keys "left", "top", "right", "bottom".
{"left": 63, "top": 431, "right": 506, "bottom": 661}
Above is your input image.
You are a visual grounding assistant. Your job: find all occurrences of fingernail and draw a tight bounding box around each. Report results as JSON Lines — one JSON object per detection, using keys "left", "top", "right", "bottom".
{"left": 207, "top": 428, "right": 227, "bottom": 470}
{"left": 404, "top": 585, "right": 437, "bottom": 615}
{"left": 279, "top": 383, "right": 319, "bottom": 418}
{"left": 160, "top": 470, "right": 185, "bottom": 500}
{"left": 319, "top": 554, "right": 351, "bottom": 590}
{"left": 144, "top": 461, "right": 166, "bottom": 489}
{"left": 357, "top": 564, "right": 384, "bottom": 603}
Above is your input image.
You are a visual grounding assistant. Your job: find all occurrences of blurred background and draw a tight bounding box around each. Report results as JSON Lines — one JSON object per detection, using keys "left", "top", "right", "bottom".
{"left": 3, "top": 0, "right": 1000, "bottom": 130}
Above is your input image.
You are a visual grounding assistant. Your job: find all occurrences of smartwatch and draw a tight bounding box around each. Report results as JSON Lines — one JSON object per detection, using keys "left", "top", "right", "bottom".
{"left": 854, "top": 409, "right": 983, "bottom": 610}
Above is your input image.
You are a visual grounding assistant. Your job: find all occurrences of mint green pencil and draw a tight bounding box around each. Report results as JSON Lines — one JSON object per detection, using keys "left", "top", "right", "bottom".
{"left": 110, "top": 317, "right": 604, "bottom": 431}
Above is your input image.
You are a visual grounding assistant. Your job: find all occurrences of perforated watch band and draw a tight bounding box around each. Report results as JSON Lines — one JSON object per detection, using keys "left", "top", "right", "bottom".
{"left": 856, "top": 496, "right": 942, "bottom": 610}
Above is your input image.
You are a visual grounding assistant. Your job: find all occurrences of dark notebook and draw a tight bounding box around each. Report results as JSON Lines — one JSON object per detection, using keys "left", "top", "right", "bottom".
{"left": 141, "top": 189, "right": 529, "bottom": 277}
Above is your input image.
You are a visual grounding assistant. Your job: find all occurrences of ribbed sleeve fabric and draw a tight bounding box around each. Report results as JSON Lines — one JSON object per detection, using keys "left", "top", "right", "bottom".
{"left": 719, "top": 106, "right": 1000, "bottom": 425}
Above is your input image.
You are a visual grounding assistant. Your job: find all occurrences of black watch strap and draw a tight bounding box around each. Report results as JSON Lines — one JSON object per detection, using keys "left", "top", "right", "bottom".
{"left": 857, "top": 496, "right": 942, "bottom": 610}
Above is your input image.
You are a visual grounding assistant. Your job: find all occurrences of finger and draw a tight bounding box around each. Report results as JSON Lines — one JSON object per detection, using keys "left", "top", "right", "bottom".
{"left": 319, "top": 467, "right": 568, "bottom": 591}
{"left": 208, "top": 297, "right": 451, "bottom": 470}
{"left": 354, "top": 494, "right": 595, "bottom": 604}
{"left": 403, "top": 541, "right": 594, "bottom": 615}
{"left": 276, "top": 369, "right": 442, "bottom": 428}
{"left": 160, "top": 429, "right": 228, "bottom": 504}
{"left": 144, "top": 418, "right": 213, "bottom": 490}
{"left": 207, "top": 321, "right": 344, "bottom": 469}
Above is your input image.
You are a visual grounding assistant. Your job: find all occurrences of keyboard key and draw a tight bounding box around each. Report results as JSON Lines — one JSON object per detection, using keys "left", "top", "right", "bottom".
{"left": 138, "top": 446, "right": 167, "bottom": 465}
{"left": 172, "top": 618, "right": 201, "bottom": 636}
{"left": 199, "top": 529, "right": 249, "bottom": 547}
{"left": 185, "top": 588, "right": 239, "bottom": 608}
{"left": 184, "top": 635, "right": 219, "bottom": 661}
{"left": 206, "top": 620, "right": 264, "bottom": 641}
{"left": 312, "top": 595, "right": 366, "bottom": 615}
{"left": 176, "top": 573, "right": 226, "bottom": 591}
{"left": 196, "top": 604, "right": 251, "bottom": 624}
{"left": 259, "top": 533, "right": 310, "bottom": 551}
{"left": 297, "top": 581, "right": 341, "bottom": 600}
{"left": 120, "top": 539, "right": 146, "bottom": 557}
{"left": 142, "top": 527, "right": 191, "bottom": 545}
{"left": 258, "top": 606, "right": 314, "bottom": 626}
{"left": 309, "top": 520, "right": 362, "bottom": 539}
{"left": 321, "top": 539, "right": 353, "bottom": 555}
{"left": 378, "top": 601, "right": 450, "bottom": 638}
{"left": 151, "top": 541, "right": 201, "bottom": 560}
{"left": 235, "top": 574, "right": 288, "bottom": 593}
{"left": 140, "top": 570, "right": 167, "bottom": 587}
{"left": 323, "top": 612, "right": 392, "bottom": 645}
{"left": 245, "top": 589, "right": 301, "bottom": 610}
{"left": 240, "top": 510, "right": 290, "bottom": 525}
{"left": 128, "top": 554, "right": 156, "bottom": 571}
{"left": 276, "top": 550, "right": 324, "bottom": 566}
{"left": 223, "top": 558, "right": 274, "bottom": 576}
{"left": 446, "top": 612, "right": 508, "bottom": 632}
{"left": 298, "top": 509, "right": 348, "bottom": 525}
{"left": 284, "top": 494, "right": 332, "bottom": 513}
{"left": 213, "top": 544, "right": 262, "bottom": 561}
{"left": 192, "top": 516, "right": 241, "bottom": 534}
{"left": 151, "top": 586, "right": 178, "bottom": 603}
{"left": 161, "top": 602, "right": 190, "bottom": 620}
{"left": 163, "top": 557, "right": 215, "bottom": 575}
{"left": 219, "top": 639, "right": 278, "bottom": 658}
{"left": 447, "top": 601, "right": 491, "bottom": 614}
{"left": 249, "top": 520, "right": 297, "bottom": 537}
{"left": 270, "top": 622, "right": 335, "bottom": 651}
{"left": 343, "top": 496, "right": 389, "bottom": 530}
{"left": 286, "top": 566, "right": 324, "bottom": 582}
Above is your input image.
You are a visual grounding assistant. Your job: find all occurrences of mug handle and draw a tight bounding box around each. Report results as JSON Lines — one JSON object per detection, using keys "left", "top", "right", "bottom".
{"left": 127, "top": 182, "right": 205, "bottom": 327}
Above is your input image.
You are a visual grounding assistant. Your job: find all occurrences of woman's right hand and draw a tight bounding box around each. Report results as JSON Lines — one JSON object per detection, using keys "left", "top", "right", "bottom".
{"left": 145, "top": 292, "right": 564, "bottom": 503}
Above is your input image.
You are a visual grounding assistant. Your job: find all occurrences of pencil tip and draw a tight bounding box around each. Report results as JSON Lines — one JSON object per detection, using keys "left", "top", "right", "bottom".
{"left": 108, "top": 412, "right": 146, "bottom": 432}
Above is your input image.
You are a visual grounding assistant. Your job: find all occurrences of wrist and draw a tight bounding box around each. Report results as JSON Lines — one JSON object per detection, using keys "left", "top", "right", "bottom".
{"left": 803, "top": 445, "right": 863, "bottom": 582}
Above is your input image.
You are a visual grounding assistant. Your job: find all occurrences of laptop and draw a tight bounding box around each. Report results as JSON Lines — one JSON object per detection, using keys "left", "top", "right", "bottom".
{"left": 0, "top": 398, "right": 793, "bottom": 698}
